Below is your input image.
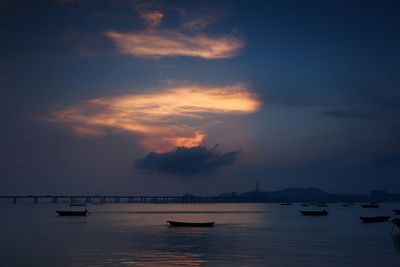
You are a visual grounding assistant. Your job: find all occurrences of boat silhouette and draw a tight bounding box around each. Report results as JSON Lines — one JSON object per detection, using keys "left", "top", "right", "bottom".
{"left": 56, "top": 204, "right": 88, "bottom": 216}
{"left": 392, "top": 218, "right": 400, "bottom": 229}
{"left": 360, "top": 216, "right": 390, "bottom": 223}
{"left": 167, "top": 220, "right": 215, "bottom": 227}
{"left": 361, "top": 203, "right": 379, "bottom": 208}
{"left": 300, "top": 209, "right": 329, "bottom": 216}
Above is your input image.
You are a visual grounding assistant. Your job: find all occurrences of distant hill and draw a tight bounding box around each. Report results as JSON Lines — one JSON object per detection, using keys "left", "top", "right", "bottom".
{"left": 239, "top": 187, "right": 333, "bottom": 202}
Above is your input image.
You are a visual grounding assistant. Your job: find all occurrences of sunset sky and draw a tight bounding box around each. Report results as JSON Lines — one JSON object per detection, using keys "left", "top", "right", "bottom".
{"left": 1, "top": 0, "right": 400, "bottom": 195}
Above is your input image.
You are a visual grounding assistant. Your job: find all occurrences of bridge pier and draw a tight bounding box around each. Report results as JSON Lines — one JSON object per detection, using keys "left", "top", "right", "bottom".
{"left": 1, "top": 195, "right": 249, "bottom": 205}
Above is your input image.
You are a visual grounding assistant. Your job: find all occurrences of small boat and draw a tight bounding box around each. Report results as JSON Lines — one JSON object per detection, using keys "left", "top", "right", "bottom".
{"left": 392, "top": 218, "right": 400, "bottom": 228}
{"left": 56, "top": 204, "right": 88, "bottom": 216}
{"left": 56, "top": 210, "right": 88, "bottom": 216}
{"left": 301, "top": 203, "right": 309, "bottom": 207}
{"left": 361, "top": 203, "right": 379, "bottom": 208}
{"left": 300, "top": 210, "right": 329, "bottom": 216}
{"left": 343, "top": 203, "right": 351, "bottom": 207}
{"left": 360, "top": 216, "right": 390, "bottom": 223}
{"left": 167, "top": 220, "right": 215, "bottom": 227}
{"left": 280, "top": 203, "right": 293, "bottom": 206}
{"left": 394, "top": 209, "right": 400, "bottom": 215}
{"left": 317, "top": 203, "right": 327, "bottom": 207}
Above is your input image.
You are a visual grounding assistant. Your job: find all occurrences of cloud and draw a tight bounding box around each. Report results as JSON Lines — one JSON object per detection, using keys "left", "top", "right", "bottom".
{"left": 47, "top": 83, "right": 261, "bottom": 152}
{"left": 104, "top": 1, "right": 242, "bottom": 59}
{"left": 140, "top": 11, "right": 164, "bottom": 28}
{"left": 323, "top": 109, "right": 375, "bottom": 120}
{"left": 316, "top": 85, "right": 400, "bottom": 138}
{"left": 106, "top": 30, "right": 243, "bottom": 59}
{"left": 135, "top": 145, "right": 239, "bottom": 176}
{"left": 181, "top": 14, "right": 220, "bottom": 31}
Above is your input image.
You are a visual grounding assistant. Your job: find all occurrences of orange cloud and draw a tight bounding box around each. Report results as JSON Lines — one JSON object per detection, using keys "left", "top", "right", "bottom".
{"left": 49, "top": 84, "right": 261, "bottom": 152}
{"left": 106, "top": 30, "right": 243, "bottom": 59}
{"left": 140, "top": 11, "right": 164, "bottom": 28}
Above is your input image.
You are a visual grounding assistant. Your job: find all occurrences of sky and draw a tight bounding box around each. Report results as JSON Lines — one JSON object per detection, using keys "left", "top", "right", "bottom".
{"left": 1, "top": 0, "right": 400, "bottom": 195}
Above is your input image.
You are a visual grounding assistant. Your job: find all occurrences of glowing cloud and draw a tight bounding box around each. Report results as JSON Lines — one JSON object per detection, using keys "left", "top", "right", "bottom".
{"left": 140, "top": 11, "right": 164, "bottom": 28}
{"left": 49, "top": 84, "right": 261, "bottom": 152}
{"left": 106, "top": 30, "right": 243, "bottom": 59}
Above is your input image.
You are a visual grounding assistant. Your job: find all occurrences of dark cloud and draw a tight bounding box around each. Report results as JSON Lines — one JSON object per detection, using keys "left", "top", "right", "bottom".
{"left": 323, "top": 109, "right": 375, "bottom": 120}
{"left": 135, "top": 145, "right": 239, "bottom": 176}
{"left": 322, "top": 86, "right": 400, "bottom": 138}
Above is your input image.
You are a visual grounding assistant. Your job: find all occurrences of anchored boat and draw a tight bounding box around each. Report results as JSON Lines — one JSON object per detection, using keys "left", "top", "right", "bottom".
{"left": 392, "top": 218, "right": 400, "bottom": 228}
{"left": 300, "top": 210, "right": 329, "bottom": 216}
{"left": 56, "top": 204, "right": 88, "bottom": 216}
{"left": 360, "top": 216, "right": 390, "bottom": 223}
{"left": 167, "top": 220, "right": 215, "bottom": 227}
{"left": 361, "top": 203, "right": 379, "bottom": 208}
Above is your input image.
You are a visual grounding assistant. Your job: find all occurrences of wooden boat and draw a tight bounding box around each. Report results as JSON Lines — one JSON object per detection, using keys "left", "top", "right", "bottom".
{"left": 280, "top": 203, "right": 293, "bottom": 206}
{"left": 56, "top": 204, "right": 88, "bottom": 216}
{"left": 394, "top": 209, "right": 400, "bottom": 215}
{"left": 167, "top": 220, "right": 215, "bottom": 227}
{"left": 361, "top": 203, "right": 379, "bottom": 208}
{"left": 300, "top": 210, "right": 329, "bottom": 216}
{"left": 360, "top": 216, "right": 390, "bottom": 223}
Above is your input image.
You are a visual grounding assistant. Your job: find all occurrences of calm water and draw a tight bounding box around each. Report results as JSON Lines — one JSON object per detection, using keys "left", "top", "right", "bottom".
{"left": 1, "top": 203, "right": 400, "bottom": 266}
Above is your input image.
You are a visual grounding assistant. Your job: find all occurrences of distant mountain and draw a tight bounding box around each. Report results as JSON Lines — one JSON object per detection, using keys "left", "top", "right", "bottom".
{"left": 239, "top": 187, "right": 333, "bottom": 202}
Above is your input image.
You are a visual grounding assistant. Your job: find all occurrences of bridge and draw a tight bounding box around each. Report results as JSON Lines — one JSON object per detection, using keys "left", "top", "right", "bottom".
{"left": 0, "top": 195, "right": 264, "bottom": 204}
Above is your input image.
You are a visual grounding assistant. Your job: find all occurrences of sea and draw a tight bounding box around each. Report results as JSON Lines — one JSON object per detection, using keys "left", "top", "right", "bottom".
{"left": 1, "top": 203, "right": 400, "bottom": 266}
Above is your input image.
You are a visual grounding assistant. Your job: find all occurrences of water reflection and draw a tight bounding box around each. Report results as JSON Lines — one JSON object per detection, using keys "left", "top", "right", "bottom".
{"left": 126, "top": 250, "right": 204, "bottom": 266}
{"left": 393, "top": 235, "right": 400, "bottom": 252}
{"left": 126, "top": 226, "right": 213, "bottom": 266}
{"left": 3, "top": 203, "right": 400, "bottom": 267}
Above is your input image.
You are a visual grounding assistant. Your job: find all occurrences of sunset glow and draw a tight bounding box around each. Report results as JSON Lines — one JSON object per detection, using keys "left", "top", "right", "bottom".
{"left": 50, "top": 84, "right": 261, "bottom": 152}
{"left": 106, "top": 30, "right": 243, "bottom": 59}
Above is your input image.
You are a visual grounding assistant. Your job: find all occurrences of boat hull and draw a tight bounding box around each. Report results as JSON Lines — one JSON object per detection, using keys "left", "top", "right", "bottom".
{"left": 300, "top": 210, "right": 329, "bottom": 216}
{"left": 392, "top": 218, "right": 400, "bottom": 228}
{"left": 361, "top": 204, "right": 379, "bottom": 208}
{"left": 360, "top": 216, "right": 389, "bottom": 223}
{"left": 56, "top": 210, "right": 87, "bottom": 216}
{"left": 167, "top": 221, "right": 215, "bottom": 227}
